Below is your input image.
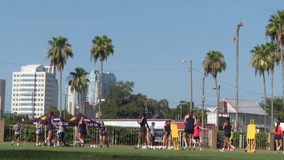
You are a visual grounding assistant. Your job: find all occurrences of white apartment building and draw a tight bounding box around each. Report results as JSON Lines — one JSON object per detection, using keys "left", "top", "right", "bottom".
{"left": 11, "top": 64, "right": 58, "bottom": 117}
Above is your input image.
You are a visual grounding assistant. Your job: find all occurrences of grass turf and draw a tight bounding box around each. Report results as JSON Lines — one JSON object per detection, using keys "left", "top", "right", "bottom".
{"left": 0, "top": 142, "right": 282, "bottom": 160}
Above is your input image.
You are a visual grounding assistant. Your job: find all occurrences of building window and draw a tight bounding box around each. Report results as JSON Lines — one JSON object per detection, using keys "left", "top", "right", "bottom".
{"left": 242, "top": 114, "right": 246, "bottom": 123}
{"left": 258, "top": 115, "right": 263, "bottom": 121}
{"left": 230, "top": 114, "right": 234, "bottom": 122}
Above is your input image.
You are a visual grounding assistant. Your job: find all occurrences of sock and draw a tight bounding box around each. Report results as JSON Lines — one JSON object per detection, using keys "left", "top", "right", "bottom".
{"left": 17, "top": 143, "right": 19, "bottom": 146}
{"left": 277, "top": 147, "right": 280, "bottom": 150}
{"left": 245, "top": 148, "right": 247, "bottom": 150}
{"left": 185, "top": 143, "right": 188, "bottom": 146}
{"left": 45, "top": 141, "right": 46, "bottom": 143}
{"left": 222, "top": 148, "right": 224, "bottom": 150}
{"left": 39, "top": 143, "right": 41, "bottom": 145}
{"left": 48, "top": 142, "right": 50, "bottom": 146}
{"left": 168, "top": 146, "right": 170, "bottom": 148}
{"left": 231, "top": 145, "right": 234, "bottom": 148}
{"left": 12, "top": 141, "right": 14, "bottom": 144}
{"left": 253, "top": 149, "right": 255, "bottom": 151}
{"left": 227, "top": 147, "right": 229, "bottom": 149}
{"left": 193, "top": 146, "right": 195, "bottom": 148}
{"left": 137, "top": 144, "right": 140, "bottom": 147}
{"left": 36, "top": 143, "right": 38, "bottom": 146}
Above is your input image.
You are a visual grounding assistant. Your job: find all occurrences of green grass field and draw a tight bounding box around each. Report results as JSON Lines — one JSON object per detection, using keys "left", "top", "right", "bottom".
{"left": 0, "top": 142, "right": 282, "bottom": 160}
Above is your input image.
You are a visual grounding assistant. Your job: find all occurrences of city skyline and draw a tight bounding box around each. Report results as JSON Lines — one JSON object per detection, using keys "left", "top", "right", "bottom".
{"left": 1, "top": 1, "right": 284, "bottom": 113}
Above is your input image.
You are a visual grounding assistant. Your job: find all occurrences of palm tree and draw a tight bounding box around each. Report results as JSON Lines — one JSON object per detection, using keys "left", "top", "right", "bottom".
{"left": 266, "top": 10, "right": 284, "bottom": 108}
{"left": 68, "top": 67, "right": 89, "bottom": 113}
{"left": 46, "top": 36, "right": 73, "bottom": 117}
{"left": 232, "top": 22, "right": 243, "bottom": 132}
{"left": 202, "top": 50, "right": 226, "bottom": 130}
{"left": 266, "top": 42, "right": 280, "bottom": 131}
{"left": 90, "top": 35, "right": 114, "bottom": 121}
{"left": 250, "top": 44, "right": 271, "bottom": 133}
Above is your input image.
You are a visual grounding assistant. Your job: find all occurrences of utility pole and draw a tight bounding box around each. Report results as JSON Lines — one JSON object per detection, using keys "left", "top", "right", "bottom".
{"left": 190, "top": 60, "right": 193, "bottom": 110}
{"left": 142, "top": 100, "right": 150, "bottom": 114}
{"left": 202, "top": 77, "right": 205, "bottom": 128}
{"left": 64, "top": 94, "right": 67, "bottom": 119}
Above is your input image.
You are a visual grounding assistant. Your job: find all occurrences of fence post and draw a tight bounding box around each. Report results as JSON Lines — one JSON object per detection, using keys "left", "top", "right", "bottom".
{"left": 0, "top": 118, "right": 5, "bottom": 142}
{"left": 208, "top": 130, "right": 217, "bottom": 149}
{"left": 267, "top": 133, "right": 274, "bottom": 151}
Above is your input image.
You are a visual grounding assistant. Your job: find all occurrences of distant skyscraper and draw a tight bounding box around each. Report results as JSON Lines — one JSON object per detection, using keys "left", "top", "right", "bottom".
{"left": 87, "top": 70, "right": 116, "bottom": 103}
{"left": 11, "top": 64, "right": 58, "bottom": 117}
{"left": 65, "top": 85, "right": 87, "bottom": 115}
{"left": 0, "top": 79, "right": 6, "bottom": 115}
{"left": 65, "top": 70, "right": 116, "bottom": 115}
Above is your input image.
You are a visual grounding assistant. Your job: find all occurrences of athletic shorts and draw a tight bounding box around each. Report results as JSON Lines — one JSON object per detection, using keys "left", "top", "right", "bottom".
{"left": 224, "top": 131, "right": 231, "bottom": 138}
{"left": 79, "top": 130, "right": 87, "bottom": 134}
{"left": 275, "top": 134, "right": 282, "bottom": 140}
{"left": 140, "top": 126, "right": 146, "bottom": 133}
{"left": 164, "top": 131, "right": 170, "bottom": 136}
{"left": 36, "top": 133, "right": 42, "bottom": 136}
{"left": 15, "top": 134, "right": 20, "bottom": 139}
{"left": 150, "top": 135, "right": 155, "bottom": 141}
{"left": 100, "top": 132, "right": 106, "bottom": 137}
{"left": 193, "top": 136, "right": 200, "bottom": 140}
{"left": 184, "top": 129, "right": 194, "bottom": 134}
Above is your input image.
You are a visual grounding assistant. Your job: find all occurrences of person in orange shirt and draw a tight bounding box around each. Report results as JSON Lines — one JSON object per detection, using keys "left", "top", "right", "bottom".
{"left": 192, "top": 123, "right": 207, "bottom": 151}
{"left": 273, "top": 122, "right": 283, "bottom": 154}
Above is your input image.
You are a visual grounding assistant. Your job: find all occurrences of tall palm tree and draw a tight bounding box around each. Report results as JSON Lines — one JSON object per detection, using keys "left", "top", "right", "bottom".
{"left": 46, "top": 36, "right": 73, "bottom": 117}
{"left": 68, "top": 67, "right": 89, "bottom": 113}
{"left": 90, "top": 35, "right": 114, "bottom": 121}
{"left": 202, "top": 50, "right": 226, "bottom": 130}
{"left": 250, "top": 44, "right": 271, "bottom": 133}
{"left": 266, "top": 42, "right": 280, "bottom": 131}
{"left": 232, "top": 22, "right": 243, "bottom": 132}
{"left": 266, "top": 10, "right": 284, "bottom": 108}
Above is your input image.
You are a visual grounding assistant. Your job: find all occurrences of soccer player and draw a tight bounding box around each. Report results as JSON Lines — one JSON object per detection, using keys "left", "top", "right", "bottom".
{"left": 163, "top": 120, "right": 172, "bottom": 150}
{"left": 273, "top": 122, "right": 283, "bottom": 153}
{"left": 78, "top": 117, "right": 89, "bottom": 146}
{"left": 44, "top": 111, "right": 58, "bottom": 147}
{"left": 193, "top": 123, "right": 207, "bottom": 151}
{"left": 149, "top": 122, "right": 155, "bottom": 149}
{"left": 35, "top": 119, "right": 42, "bottom": 146}
{"left": 99, "top": 121, "right": 109, "bottom": 148}
{"left": 183, "top": 110, "right": 197, "bottom": 150}
{"left": 58, "top": 118, "right": 65, "bottom": 147}
{"left": 228, "top": 130, "right": 235, "bottom": 151}
{"left": 245, "top": 129, "right": 257, "bottom": 153}
{"left": 11, "top": 120, "right": 23, "bottom": 146}
{"left": 134, "top": 113, "right": 150, "bottom": 149}
{"left": 220, "top": 118, "right": 235, "bottom": 152}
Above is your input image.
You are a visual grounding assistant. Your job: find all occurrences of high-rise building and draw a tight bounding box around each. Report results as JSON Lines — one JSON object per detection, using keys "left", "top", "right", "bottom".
{"left": 65, "top": 85, "right": 87, "bottom": 115}
{"left": 87, "top": 70, "right": 116, "bottom": 103}
{"left": 65, "top": 70, "right": 116, "bottom": 115}
{"left": 11, "top": 64, "right": 58, "bottom": 117}
{"left": 0, "top": 79, "right": 6, "bottom": 115}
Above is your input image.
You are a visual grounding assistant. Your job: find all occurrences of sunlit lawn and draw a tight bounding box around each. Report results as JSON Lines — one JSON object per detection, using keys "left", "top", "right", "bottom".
{"left": 0, "top": 142, "right": 282, "bottom": 160}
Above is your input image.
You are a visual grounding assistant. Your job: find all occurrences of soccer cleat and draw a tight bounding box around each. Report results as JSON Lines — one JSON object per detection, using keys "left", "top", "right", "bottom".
{"left": 193, "top": 147, "right": 195, "bottom": 150}
{"left": 183, "top": 145, "right": 188, "bottom": 150}
{"left": 227, "top": 149, "right": 230, "bottom": 152}
{"left": 277, "top": 149, "right": 279, "bottom": 154}
{"left": 230, "top": 149, "right": 233, "bottom": 152}
{"left": 134, "top": 145, "right": 140, "bottom": 149}
{"left": 245, "top": 149, "right": 247, "bottom": 152}
{"left": 107, "top": 143, "right": 109, "bottom": 148}
{"left": 188, "top": 146, "right": 191, "bottom": 150}
{"left": 11, "top": 143, "right": 13, "bottom": 146}
{"left": 44, "top": 142, "right": 46, "bottom": 146}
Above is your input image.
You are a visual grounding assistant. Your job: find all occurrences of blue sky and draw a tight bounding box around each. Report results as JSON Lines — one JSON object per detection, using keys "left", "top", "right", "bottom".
{"left": 1, "top": 0, "right": 284, "bottom": 112}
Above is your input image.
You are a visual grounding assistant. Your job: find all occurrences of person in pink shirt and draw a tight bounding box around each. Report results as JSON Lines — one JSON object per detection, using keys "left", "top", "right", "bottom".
{"left": 192, "top": 123, "right": 207, "bottom": 151}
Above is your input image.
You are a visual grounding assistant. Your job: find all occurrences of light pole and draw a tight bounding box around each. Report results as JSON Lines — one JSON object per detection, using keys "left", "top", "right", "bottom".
{"left": 142, "top": 100, "right": 150, "bottom": 114}
{"left": 182, "top": 60, "right": 193, "bottom": 110}
{"left": 213, "top": 85, "right": 220, "bottom": 130}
